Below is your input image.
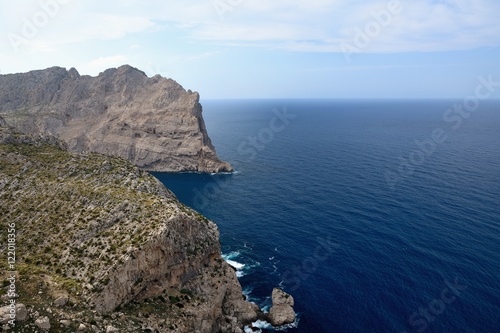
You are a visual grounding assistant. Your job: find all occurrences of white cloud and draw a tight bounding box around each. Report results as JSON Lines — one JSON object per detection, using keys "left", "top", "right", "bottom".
{"left": 302, "top": 63, "right": 462, "bottom": 73}
{"left": 79, "top": 55, "right": 129, "bottom": 76}
{"left": 186, "top": 0, "right": 500, "bottom": 53}
{"left": 194, "top": 22, "right": 320, "bottom": 42}
{"left": 0, "top": 1, "right": 156, "bottom": 56}
{"left": 0, "top": 0, "right": 499, "bottom": 69}
{"left": 59, "top": 0, "right": 494, "bottom": 54}
{"left": 76, "top": 14, "right": 155, "bottom": 41}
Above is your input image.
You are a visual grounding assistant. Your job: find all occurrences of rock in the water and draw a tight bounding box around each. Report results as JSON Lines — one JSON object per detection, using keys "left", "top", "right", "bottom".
{"left": 271, "top": 288, "right": 294, "bottom": 307}
{"left": 0, "top": 65, "right": 232, "bottom": 173}
{"left": 35, "top": 316, "right": 51, "bottom": 330}
{"left": 267, "top": 288, "right": 296, "bottom": 326}
{"left": 268, "top": 305, "right": 296, "bottom": 327}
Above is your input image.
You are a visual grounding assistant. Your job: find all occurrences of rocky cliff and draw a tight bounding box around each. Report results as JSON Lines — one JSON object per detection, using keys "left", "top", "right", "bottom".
{"left": 0, "top": 126, "right": 259, "bottom": 332}
{"left": 0, "top": 65, "right": 232, "bottom": 173}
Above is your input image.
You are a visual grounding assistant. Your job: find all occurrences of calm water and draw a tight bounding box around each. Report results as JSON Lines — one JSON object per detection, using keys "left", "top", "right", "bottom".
{"left": 153, "top": 99, "right": 500, "bottom": 333}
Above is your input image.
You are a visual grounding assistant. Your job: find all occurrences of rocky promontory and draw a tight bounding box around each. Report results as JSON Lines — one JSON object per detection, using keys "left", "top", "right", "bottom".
{"left": 0, "top": 126, "right": 257, "bottom": 332}
{"left": 0, "top": 65, "right": 232, "bottom": 173}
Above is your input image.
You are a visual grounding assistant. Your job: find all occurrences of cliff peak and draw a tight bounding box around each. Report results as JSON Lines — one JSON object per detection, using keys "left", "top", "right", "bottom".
{"left": 0, "top": 65, "right": 232, "bottom": 173}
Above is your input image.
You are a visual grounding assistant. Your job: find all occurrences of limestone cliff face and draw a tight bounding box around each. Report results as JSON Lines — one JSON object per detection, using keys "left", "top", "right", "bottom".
{"left": 0, "top": 65, "right": 232, "bottom": 173}
{"left": 0, "top": 126, "right": 256, "bottom": 332}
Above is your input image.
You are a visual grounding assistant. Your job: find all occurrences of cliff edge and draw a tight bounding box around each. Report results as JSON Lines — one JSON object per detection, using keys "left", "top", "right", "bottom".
{"left": 0, "top": 65, "right": 232, "bottom": 173}
{"left": 0, "top": 125, "right": 258, "bottom": 332}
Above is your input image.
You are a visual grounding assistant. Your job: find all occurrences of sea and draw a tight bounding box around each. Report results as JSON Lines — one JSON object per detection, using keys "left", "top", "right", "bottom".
{"left": 152, "top": 99, "right": 500, "bottom": 333}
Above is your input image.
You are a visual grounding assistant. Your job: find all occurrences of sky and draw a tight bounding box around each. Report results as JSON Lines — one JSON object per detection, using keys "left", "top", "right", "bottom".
{"left": 0, "top": 0, "right": 499, "bottom": 99}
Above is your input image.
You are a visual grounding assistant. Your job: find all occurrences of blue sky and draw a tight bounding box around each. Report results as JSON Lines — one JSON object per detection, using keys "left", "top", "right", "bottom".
{"left": 1, "top": 0, "right": 499, "bottom": 99}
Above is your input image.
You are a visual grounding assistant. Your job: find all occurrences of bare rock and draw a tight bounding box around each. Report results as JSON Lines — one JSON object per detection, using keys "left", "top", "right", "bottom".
{"left": 267, "top": 288, "right": 296, "bottom": 326}
{"left": 0, "top": 305, "right": 13, "bottom": 324}
{"left": 0, "top": 303, "right": 28, "bottom": 324}
{"left": 60, "top": 319, "right": 71, "bottom": 327}
{"left": 105, "top": 325, "right": 119, "bottom": 332}
{"left": 0, "top": 65, "right": 232, "bottom": 173}
{"left": 271, "top": 288, "right": 294, "bottom": 307}
{"left": 14, "top": 304, "right": 27, "bottom": 322}
{"left": 268, "top": 305, "right": 296, "bottom": 327}
{"left": 34, "top": 316, "right": 51, "bottom": 330}
{"left": 54, "top": 296, "right": 69, "bottom": 307}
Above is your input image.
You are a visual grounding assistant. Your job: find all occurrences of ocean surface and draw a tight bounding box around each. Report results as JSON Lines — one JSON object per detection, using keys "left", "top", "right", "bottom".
{"left": 153, "top": 99, "right": 500, "bottom": 333}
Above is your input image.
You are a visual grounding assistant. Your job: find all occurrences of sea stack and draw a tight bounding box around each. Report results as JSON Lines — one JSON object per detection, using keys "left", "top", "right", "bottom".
{"left": 268, "top": 288, "right": 296, "bottom": 326}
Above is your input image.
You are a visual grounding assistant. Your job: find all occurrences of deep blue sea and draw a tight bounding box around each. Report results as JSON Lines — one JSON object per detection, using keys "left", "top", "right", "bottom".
{"left": 153, "top": 99, "right": 500, "bottom": 333}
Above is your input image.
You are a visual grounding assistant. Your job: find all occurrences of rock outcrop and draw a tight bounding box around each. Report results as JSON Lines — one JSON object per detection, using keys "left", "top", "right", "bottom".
{"left": 0, "top": 303, "right": 27, "bottom": 324}
{"left": 0, "top": 65, "right": 232, "bottom": 173}
{"left": 34, "top": 316, "right": 51, "bottom": 330}
{"left": 268, "top": 288, "right": 296, "bottom": 326}
{"left": 0, "top": 126, "right": 257, "bottom": 332}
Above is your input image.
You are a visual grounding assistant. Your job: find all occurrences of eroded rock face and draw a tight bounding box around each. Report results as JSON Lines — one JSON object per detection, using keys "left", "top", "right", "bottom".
{"left": 0, "top": 65, "right": 232, "bottom": 172}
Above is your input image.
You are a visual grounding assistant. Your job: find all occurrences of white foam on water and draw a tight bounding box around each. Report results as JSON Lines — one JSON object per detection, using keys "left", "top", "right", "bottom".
{"left": 271, "top": 260, "right": 280, "bottom": 274}
{"left": 244, "top": 316, "right": 301, "bottom": 332}
{"left": 223, "top": 251, "right": 248, "bottom": 276}
{"left": 222, "top": 251, "right": 241, "bottom": 260}
{"left": 244, "top": 320, "right": 273, "bottom": 332}
{"left": 242, "top": 286, "right": 254, "bottom": 297}
{"left": 225, "top": 259, "right": 245, "bottom": 270}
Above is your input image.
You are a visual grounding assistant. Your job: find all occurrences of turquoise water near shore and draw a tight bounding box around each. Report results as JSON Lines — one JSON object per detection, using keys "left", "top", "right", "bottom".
{"left": 154, "top": 99, "right": 500, "bottom": 332}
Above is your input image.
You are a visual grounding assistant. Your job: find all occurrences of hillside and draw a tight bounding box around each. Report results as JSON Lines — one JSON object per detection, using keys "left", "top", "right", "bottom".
{"left": 0, "top": 125, "right": 259, "bottom": 332}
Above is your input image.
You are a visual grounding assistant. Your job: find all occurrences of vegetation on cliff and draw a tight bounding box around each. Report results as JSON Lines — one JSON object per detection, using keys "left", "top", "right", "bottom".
{"left": 0, "top": 126, "right": 258, "bottom": 332}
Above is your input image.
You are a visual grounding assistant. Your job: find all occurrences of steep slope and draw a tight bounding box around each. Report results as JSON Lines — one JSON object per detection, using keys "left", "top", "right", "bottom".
{"left": 0, "top": 126, "right": 258, "bottom": 332}
{"left": 0, "top": 65, "right": 232, "bottom": 173}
